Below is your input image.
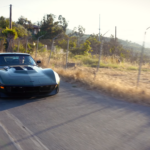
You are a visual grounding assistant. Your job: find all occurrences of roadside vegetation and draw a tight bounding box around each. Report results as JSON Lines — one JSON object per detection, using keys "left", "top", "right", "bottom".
{"left": 33, "top": 52, "right": 150, "bottom": 105}
{"left": 0, "top": 14, "right": 150, "bottom": 105}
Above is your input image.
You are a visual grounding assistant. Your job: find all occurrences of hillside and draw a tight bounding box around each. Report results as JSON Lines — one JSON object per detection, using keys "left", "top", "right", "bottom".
{"left": 66, "top": 29, "right": 150, "bottom": 56}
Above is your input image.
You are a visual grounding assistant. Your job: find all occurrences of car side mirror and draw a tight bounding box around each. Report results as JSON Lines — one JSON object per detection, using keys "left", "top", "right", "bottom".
{"left": 36, "top": 60, "right": 41, "bottom": 64}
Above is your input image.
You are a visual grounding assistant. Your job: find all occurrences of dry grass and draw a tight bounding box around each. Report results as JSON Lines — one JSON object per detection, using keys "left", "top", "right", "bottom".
{"left": 53, "top": 67, "right": 150, "bottom": 105}
{"left": 34, "top": 53, "right": 150, "bottom": 105}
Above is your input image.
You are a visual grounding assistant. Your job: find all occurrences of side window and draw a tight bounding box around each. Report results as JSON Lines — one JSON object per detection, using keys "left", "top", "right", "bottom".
{"left": 0, "top": 56, "right": 6, "bottom": 65}
{"left": 29, "top": 57, "right": 36, "bottom": 65}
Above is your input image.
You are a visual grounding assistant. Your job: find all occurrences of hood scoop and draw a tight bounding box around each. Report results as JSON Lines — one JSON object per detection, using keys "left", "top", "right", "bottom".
{"left": 13, "top": 67, "right": 24, "bottom": 70}
{"left": 12, "top": 66, "right": 34, "bottom": 71}
{"left": 24, "top": 67, "right": 34, "bottom": 70}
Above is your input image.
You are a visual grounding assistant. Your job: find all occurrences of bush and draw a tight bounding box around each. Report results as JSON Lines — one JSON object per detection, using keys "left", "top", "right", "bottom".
{"left": 2, "top": 27, "right": 18, "bottom": 39}
{"left": 13, "top": 43, "right": 25, "bottom": 53}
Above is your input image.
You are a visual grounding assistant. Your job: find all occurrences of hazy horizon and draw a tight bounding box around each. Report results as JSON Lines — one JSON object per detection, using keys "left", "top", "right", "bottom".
{"left": 1, "top": 0, "right": 150, "bottom": 48}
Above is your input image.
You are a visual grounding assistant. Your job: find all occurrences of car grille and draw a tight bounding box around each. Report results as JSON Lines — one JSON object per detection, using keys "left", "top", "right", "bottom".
{"left": 5, "top": 85, "right": 56, "bottom": 94}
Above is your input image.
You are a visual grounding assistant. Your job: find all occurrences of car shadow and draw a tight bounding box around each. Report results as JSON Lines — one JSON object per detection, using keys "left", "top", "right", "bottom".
{"left": 0, "top": 94, "right": 55, "bottom": 112}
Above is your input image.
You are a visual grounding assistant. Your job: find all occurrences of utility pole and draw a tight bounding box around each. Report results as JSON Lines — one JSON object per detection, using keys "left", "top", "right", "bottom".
{"left": 99, "top": 14, "right": 100, "bottom": 41}
{"left": 65, "top": 39, "right": 69, "bottom": 69}
{"left": 97, "top": 40, "right": 104, "bottom": 72}
{"left": 97, "top": 14, "right": 101, "bottom": 72}
{"left": 114, "top": 26, "right": 117, "bottom": 54}
{"left": 9, "top": 4, "right": 12, "bottom": 29}
{"left": 137, "top": 27, "right": 150, "bottom": 87}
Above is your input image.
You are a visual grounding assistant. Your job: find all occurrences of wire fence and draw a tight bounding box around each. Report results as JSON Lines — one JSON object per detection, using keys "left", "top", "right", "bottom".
{"left": 1, "top": 37, "right": 150, "bottom": 91}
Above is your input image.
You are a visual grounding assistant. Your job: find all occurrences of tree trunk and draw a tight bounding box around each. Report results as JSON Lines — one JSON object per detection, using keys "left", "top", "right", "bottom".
{"left": 6, "top": 38, "right": 13, "bottom": 52}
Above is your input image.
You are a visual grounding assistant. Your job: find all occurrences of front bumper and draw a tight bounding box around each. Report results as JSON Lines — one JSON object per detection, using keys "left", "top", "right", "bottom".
{"left": 0, "top": 84, "right": 59, "bottom": 97}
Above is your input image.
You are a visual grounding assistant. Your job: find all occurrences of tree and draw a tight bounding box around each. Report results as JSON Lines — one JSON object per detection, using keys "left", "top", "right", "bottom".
{"left": 17, "top": 16, "right": 33, "bottom": 31}
{"left": 36, "top": 14, "right": 68, "bottom": 39}
{"left": 56, "top": 37, "right": 77, "bottom": 51}
{"left": 0, "top": 16, "right": 10, "bottom": 29}
{"left": 70, "top": 25, "right": 85, "bottom": 47}
{"left": 78, "top": 25, "right": 85, "bottom": 37}
{"left": 72, "top": 25, "right": 85, "bottom": 37}
{"left": 80, "top": 40, "right": 92, "bottom": 55}
{"left": 70, "top": 40, "right": 92, "bottom": 55}
{"left": 58, "top": 15, "right": 68, "bottom": 32}
{"left": 0, "top": 28, "right": 4, "bottom": 40}
{"left": 2, "top": 28, "right": 18, "bottom": 52}
{"left": 101, "top": 35, "right": 131, "bottom": 60}
{"left": 0, "top": 16, "right": 31, "bottom": 52}
{"left": 13, "top": 24, "right": 31, "bottom": 38}
{"left": 0, "top": 16, "right": 30, "bottom": 38}
{"left": 106, "top": 34, "right": 123, "bottom": 56}
{"left": 87, "top": 34, "right": 100, "bottom": 54}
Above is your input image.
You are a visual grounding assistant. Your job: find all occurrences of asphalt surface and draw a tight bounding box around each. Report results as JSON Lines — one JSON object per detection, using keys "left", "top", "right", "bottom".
{"left": 0, "top": 80, "right": 150, "bottom": 150}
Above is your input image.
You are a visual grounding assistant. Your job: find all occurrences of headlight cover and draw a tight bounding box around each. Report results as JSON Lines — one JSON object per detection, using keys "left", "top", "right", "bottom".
{"left": 53, "top": 71, "right": 60, "bottom": 84}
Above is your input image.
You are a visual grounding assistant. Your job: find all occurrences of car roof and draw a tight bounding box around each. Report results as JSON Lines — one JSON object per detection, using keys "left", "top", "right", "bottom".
{"left": 0, "top": 53, "right": 30, "bottom": 55}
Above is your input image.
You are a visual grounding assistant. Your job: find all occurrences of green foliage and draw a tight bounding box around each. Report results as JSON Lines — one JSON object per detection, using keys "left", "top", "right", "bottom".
{"left": 109, "top": 49, "right": 112, "bottom": 53}
{"left": 74, "top": 55, "right": 85, "bottom": 59}
{"left": 120, "top": 53, "right": 124, "bottom": 58}
{"left": 37, "top": 42, "right": 44, "bottom": 49}
{"left": 13, "top": 43, "right": 25, "bottom": 53}
{"left": 80, "top": 40, "right": 92, "bottom": 55}
{"left": 12, "top": 41, "right": 37, "bottom": 54}
{"left": 81, "top": 57, "right": 98, "bottom": 67}
{"left": 0, "top": 16, "right": 12, "bottom": 29}
{"left": 69, "top": 41, "right": 76, "bottom": 49}
{"left": 73, "top": 55, "right": 98, "bottom": 67}
{"left": 17, "top": 16, "right": 33, "bottom": 31}
{"left": 70, "top": 40, "right": 92, "bottom": 55}
{"left": 26, "top": 43, "right": 36, "bottom": 54}
{"left": 36, "top": 14, "right": 67, "bottom": 39}
{"left": 127, "top": 66, "right": 138, "bottom": 70}
{"left": 87, "top": 34, "right": 100, "bottom": 54}
{"left": 3, "top": 38, "right": 8, "bottom": 50}
{"left": 58, "top": 15, "right": 68, "bottom": 32}
{"left": 0, "top": 28, "right": 5, "bottom": 40}
{"left": 57, "top": 38, "right": 76, "bottom": 51}
{"left": 13, "top": 24, "right": 31, "bottom": 38}
{"left": 72, "top": 25, "right": 85, "bottom": 37}
{"left": 70, "top": 47, "right": 81, "bottom": 55}
{"left": 33, "top": 31, "right": 46, "bottom": 40}
{"left": 57, "top": 39, "right": 67, "bottom": 50}
{"left": 2, "top": 27, "right": 18, "bottom": 39}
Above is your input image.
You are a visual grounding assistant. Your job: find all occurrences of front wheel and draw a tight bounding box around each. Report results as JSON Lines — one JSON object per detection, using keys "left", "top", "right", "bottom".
{"left": 56, "top": 86, "right": 59, "bottom": 94}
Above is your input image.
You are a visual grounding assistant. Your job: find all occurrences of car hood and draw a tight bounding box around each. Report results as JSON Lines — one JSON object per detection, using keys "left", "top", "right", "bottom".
{"left": 0, "top": 65, "right": 57, "bottom": 86}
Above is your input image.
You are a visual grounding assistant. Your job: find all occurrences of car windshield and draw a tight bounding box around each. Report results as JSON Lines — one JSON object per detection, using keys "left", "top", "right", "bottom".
{"left": 0, "top": 55, "right": 36, "bottom": 66}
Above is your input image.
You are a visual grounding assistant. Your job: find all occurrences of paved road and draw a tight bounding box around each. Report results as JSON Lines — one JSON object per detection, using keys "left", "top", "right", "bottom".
{"left": 0, "top": 80, "right": 150, "bottom": 150}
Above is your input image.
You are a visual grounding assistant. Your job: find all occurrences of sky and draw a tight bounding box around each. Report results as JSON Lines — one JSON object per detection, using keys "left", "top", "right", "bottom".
{"left": 1, "top": 0, "right": 150, "bottom": 47}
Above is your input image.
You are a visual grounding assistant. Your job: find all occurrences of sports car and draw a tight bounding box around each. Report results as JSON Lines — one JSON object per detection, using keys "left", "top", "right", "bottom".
{"left": 0, "top": 53, "right": 60, "bottom": 97}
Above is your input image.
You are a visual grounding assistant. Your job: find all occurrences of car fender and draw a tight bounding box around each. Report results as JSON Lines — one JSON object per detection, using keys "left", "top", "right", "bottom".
{"left": 42, "top": 69, "right": 60, "bottom": 84}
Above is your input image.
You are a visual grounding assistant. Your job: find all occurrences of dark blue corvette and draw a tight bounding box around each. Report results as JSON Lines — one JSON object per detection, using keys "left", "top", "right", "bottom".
{"left": 0, "top": 53, "right": 60, "bottom": 97}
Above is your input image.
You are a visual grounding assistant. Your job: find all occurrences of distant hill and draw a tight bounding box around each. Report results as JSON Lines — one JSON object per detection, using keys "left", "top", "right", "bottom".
{"left": 66, "top": 29, "right": 150, "bottom": 56}
{"left": 115, "top": 39, "right": 150, "bottom": 56}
